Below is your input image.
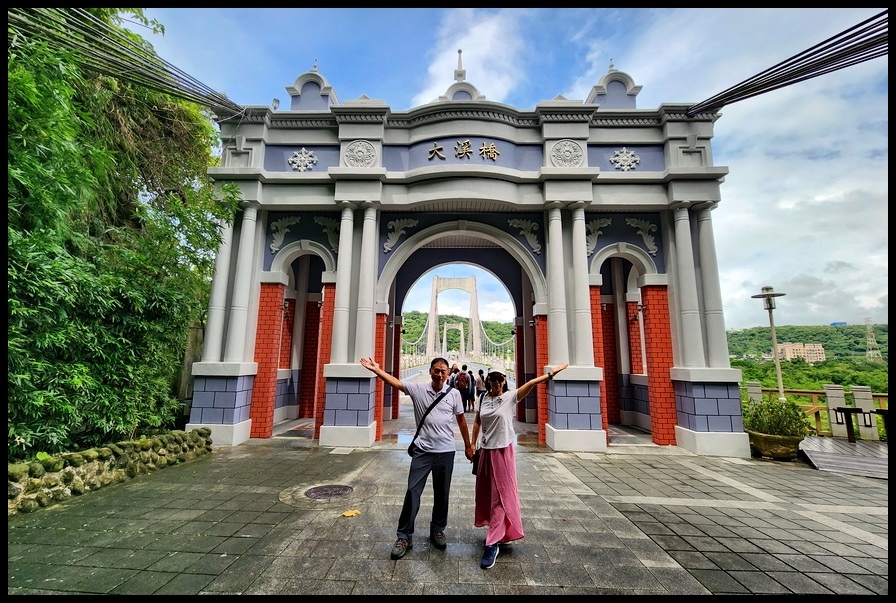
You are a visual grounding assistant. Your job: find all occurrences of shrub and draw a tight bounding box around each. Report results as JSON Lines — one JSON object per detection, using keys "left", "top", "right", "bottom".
{"left": 743, "top": 397, "right": 811, "bottom": 438}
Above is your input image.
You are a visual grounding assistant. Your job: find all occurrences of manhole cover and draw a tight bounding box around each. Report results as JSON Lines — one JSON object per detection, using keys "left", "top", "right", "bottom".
{"left": 304, "top": 484, "right": 353, "bottom": 499}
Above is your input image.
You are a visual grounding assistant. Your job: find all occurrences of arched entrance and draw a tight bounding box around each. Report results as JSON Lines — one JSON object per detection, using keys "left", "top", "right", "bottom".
{"left": 381, "top": 222, "right": 546, "bottom": 443}
{"left": 187, "top": 56, "right": 751, "bottom": 458}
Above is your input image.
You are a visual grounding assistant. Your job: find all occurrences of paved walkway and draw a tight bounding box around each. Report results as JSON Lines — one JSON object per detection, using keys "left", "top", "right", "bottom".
{"left": 8, "top": 405, "right": 888, "bottom": 595}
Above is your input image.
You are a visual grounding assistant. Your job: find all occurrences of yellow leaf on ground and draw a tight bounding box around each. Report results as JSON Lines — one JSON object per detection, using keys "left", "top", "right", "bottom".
{"left": 342, "top": 509, "right": 361, "bottom": 517}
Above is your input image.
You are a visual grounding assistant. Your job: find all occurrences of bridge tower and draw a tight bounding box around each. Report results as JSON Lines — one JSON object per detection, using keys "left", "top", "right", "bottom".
{"left": 865, "top": 317, "right": 883, "bottom": 363}
{"left": 425, "top": 275, "right": 482, "bottom": 359}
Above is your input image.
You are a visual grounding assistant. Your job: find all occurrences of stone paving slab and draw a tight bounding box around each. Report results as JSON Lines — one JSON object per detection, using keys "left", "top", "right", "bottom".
{"left": 7, "top": 433, "right": 888, "bottom": 595}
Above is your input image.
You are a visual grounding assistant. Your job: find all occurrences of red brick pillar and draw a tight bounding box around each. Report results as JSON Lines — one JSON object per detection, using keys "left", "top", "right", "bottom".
{"left": 642, "top": 286, "right": 676, "bottom": 445}
{"left": 627, "top": 301, "right": 644, "bottom": 374}
{"left": 299, "top": 299, "right": 321, "bottom": 418}
{"left": 373, "top": 313, "right": 388, "bottom": 442}
{"left": 279, "top": 299, "right": 294, "bottom": 369}
{"left": 390, "top": 320, "right": 402, "bottom": 422}
{"left": 515, "top": 326, "right": 525, "bottom": 422}
{"left": 250, "top": 283, "right": 285, "bottom": 438}
{"left": 533, "top": 315, "right": 549, "bottom": 446}
{"left": 591, "top": 287, "right": 610, "bottom": 443}
{"left": 314, "top": 284, "right": 335, "bottom": 439}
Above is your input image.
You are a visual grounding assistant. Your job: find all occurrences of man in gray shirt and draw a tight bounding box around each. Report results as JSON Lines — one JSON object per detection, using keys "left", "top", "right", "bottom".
{"left": 360, "top": 356, "right": 475, "bottom": 560}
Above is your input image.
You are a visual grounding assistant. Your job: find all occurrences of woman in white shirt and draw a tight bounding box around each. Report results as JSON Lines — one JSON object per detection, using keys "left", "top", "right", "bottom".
{"left": 471, "top": 362, "right": 568, "bottom": 569}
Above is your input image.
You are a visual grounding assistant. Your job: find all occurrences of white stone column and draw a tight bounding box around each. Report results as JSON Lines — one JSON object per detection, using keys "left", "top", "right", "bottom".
{"left": 695, "top": 204, "right": 730, "bottom": 368}
{"left": 331, "top": 202, "right": 357, "bottom": 364}
{"left": 354, "top": 203, "right": 378, "bottom": 359}
{"left": 569, "top": 203, "right": 595, "bottom": 366}
{"left": 202, "top": 218, "right": 234, "bottom": 362}
{"left": 223, "top": 202, "right": 259, "bottom": 363}
{"left": 546, "top": 203, "right": 569, "bottom": 365}
{"left": 672, "top": 205, "right": 706, "bottom": 367}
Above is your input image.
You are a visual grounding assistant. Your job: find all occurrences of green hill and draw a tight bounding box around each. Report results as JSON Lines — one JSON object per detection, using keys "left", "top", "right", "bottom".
{"left": 400, "top": 313, "right": 888, "bottom": 392}
{"left": 726, "top": 324, "right": 887, "bottom": 362}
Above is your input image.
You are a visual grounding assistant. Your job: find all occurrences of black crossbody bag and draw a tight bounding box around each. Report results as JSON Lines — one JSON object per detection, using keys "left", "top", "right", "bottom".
{"left": 407, "top": 388, "right": 451, "bottom": 457}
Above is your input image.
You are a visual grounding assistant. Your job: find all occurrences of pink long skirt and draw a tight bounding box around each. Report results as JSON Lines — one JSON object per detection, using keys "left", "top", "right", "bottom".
{"left": 474, "top": 445, "right": 524, "bottom": 546}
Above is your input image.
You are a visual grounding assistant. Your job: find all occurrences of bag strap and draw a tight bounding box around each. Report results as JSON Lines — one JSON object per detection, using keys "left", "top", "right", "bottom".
{"left": 411, "top": 388, "right": 452, "bottom": 444}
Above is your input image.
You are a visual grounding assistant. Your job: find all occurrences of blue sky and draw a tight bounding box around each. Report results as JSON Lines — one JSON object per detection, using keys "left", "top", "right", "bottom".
{"left": 130, "top": 8, "right": 888, "bottom": 329}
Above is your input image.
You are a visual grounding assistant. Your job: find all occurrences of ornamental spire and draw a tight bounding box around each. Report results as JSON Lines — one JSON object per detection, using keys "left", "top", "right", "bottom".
{"left": 454, "top": 49, "right": 466, "bottom": 83}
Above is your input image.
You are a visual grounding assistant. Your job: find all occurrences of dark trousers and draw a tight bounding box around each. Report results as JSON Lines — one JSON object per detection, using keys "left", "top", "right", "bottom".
{"left": 396, "top": 449, "right": 455, "bottom": 543}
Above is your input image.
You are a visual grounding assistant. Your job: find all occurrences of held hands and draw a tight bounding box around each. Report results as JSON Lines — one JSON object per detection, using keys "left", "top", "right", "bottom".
{"left": 464, "top": 443, "right": 475, "bottom": 461}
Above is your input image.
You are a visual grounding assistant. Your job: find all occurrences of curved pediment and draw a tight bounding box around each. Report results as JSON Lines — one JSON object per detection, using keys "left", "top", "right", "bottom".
{"left": 286, "top": 61, "right": 340, "bottom": 110}
{"left": 586, "top": 61, "right": 642, "bottom": 109}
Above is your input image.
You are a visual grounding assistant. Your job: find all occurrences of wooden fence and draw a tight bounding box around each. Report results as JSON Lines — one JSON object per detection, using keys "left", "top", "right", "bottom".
{"left": 741, "top": 383, "right": 888, "bottom": 439}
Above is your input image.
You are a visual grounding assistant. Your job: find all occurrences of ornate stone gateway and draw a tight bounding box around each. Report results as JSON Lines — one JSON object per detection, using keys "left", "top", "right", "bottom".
{"left": 187, "top": 53, "right": 749, "bottom": 458}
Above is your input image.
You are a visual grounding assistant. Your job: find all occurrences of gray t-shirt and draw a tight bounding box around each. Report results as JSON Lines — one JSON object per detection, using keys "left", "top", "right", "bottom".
{"left": 404, "top": 381, "right": 465, "bottom": 453}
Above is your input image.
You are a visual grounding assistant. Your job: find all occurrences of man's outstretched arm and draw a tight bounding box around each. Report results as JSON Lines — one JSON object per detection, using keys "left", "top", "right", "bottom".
{"left": 359, "top": 357, "right": 406, "bottom": 393}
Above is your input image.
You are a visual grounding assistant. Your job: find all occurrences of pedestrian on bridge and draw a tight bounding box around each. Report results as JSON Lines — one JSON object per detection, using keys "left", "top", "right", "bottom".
{"left": 475, "top": 368, "right": 487, "bottom": 410}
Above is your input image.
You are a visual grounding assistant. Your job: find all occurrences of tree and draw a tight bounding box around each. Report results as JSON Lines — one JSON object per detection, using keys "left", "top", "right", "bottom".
{"left": 8, "top": 9, "right": 241, "bottom": 461}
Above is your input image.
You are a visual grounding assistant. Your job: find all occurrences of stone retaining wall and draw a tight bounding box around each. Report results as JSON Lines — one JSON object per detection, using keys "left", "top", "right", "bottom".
{"left": 7, "top": 428, "right": 213, "bottom": 517}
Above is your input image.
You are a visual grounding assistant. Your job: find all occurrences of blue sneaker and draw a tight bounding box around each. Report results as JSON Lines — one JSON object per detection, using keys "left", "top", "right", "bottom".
{"left": 480, "top": 544, "right": 499, "bottom": 569}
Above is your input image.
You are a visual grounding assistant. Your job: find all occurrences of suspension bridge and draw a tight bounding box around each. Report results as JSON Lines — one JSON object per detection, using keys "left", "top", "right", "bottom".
{"left": 398, "top": 275, "right": 515, "bottom": 371}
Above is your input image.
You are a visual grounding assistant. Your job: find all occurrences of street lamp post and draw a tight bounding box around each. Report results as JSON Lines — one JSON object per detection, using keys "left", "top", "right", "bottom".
{"left": 751, "top": 286, "right": 787, "bottom": 403}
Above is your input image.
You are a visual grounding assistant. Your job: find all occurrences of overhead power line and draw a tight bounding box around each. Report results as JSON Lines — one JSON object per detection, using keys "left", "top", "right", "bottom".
{"left": 687, "top": 9, "right": 887, "bottom": 116}
{"left": 8, "top": 9, "right": 886, "bottom": 122}
{"left": 7, "top": 8, "right": 244, "bottom": 120}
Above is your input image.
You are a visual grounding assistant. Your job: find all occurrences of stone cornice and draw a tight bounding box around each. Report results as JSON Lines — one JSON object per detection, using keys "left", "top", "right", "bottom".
{"left": 268, "top": 117, "right": 340, "bottom": 128}
{"left": 331, "top": 106, "right": 390, "bottom": 124}
{"left": 388, "top": 108, "right": 540, "bottom": 128}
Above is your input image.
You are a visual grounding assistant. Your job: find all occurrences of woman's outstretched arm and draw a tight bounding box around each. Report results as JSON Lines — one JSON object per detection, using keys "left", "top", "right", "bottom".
{"left": 515, "top": 363, "right": 568, "bottom": 400}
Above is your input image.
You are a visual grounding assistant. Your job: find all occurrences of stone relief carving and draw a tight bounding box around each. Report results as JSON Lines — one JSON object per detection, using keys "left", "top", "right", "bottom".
{"left": 383, "top": 219, "right": 418, "bottom": 253}
{"left": 550, "top": 139, "right": 584, "bottom": 168}
{"left": 586, "top": 217, "right": 612, "bottom": 256}
{"left": 626, "top": 218, "right": 658, "bottom": 256}
{"left": 344, "top": 140, "right": 376, "bottom": 168}
{"left": 609, "top": 147, "right": 640, "bottom": 171}
{"left": 287, "top": 148, "right": 318, "bottom": 172}
{"left": 507, "top": 219, "right": 542, "bottom": 255}
{"left": 314, "top": 216, "right": 340, "bottom": 253}
{"left": 270, "top": 217, "right": 301, "bottom": 253}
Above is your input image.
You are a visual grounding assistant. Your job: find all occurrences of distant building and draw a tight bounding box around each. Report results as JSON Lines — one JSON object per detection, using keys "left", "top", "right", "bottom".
{"left": 762, "top": 342, "right": 826, "bottom": 364}
{"left": 830, "top": 322, "right": 847, "bottom": 327}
